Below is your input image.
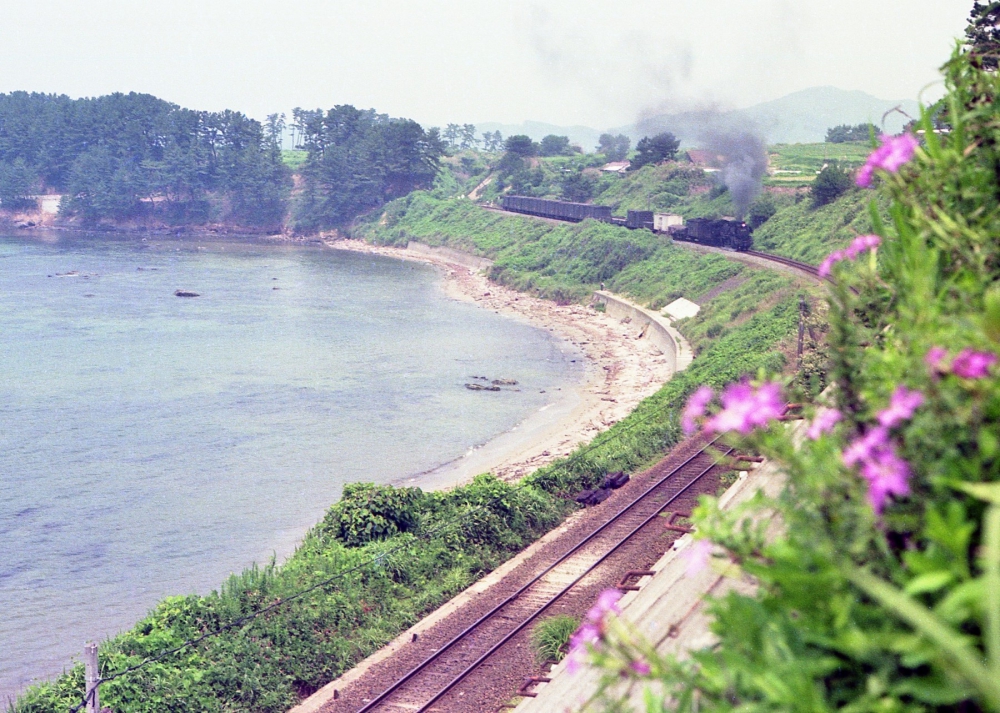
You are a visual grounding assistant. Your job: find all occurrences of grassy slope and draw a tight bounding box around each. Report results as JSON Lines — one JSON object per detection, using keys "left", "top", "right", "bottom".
{"left": 751, "top": 189, "right": 885, "bottom": 264}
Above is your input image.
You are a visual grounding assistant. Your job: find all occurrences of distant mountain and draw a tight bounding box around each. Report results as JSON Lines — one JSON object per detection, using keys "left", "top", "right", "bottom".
{"left": 474, "top": 87, "right": 922, "bottom": 149}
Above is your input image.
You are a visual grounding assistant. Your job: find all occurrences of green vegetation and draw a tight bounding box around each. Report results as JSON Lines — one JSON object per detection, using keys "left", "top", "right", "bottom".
{"left": 0, "top": 92, "right": 291, "bottom": 228}
{"left": 811, "top": 162, "right": 855, "bottom": 206}
{"left": 825, "top": 122, "right": 878, "bottom": 143}
{"left": 586, "top": 46, "right": 1000, "bottom": 713}
{"left": 291, "top": 106, "right": 445, "bottom": 231}
{"left": 13, "top": 476, "right": 568, "bottom": 713}
{"left": 280, "top": 149, "right": 307, "bottom": 170}
{"left": 751, "top": 189, "right": 885, "bottom": 264}
{"left": 597, "top": 133, "right": 631, "bottom": 161}
{"left": 0, "top": 94, "right": 448, "bottom": 231}
{"left": 532, "top": 615, "right": 580, "bottom": 663}
{"left": 766, "top": 142, "right": 872, "bottom": 187}
{"left": 629, "top": 132, "right": 681, "bottom": 172}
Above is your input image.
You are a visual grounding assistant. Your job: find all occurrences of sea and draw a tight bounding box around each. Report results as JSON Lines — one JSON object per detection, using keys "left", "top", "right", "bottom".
{"left": 0, "top": 230, "right": 582, "bottom": 702}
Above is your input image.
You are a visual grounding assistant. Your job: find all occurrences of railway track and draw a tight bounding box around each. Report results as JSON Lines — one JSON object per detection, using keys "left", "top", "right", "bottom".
{"left": 746, "top": 250, "right": 860, "bottom": 294}
{"left": 348, "top": 439, "right": 731, "bottom": 713}
{"left": 746, "top": 250, "right": 825, "bottom": 282}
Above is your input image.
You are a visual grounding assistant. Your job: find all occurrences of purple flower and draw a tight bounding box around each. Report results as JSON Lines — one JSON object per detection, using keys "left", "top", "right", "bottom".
{"left": 682, "top": 385, "right": 714, "bottom": 435}
{"left": 705, "top": 381, "right": 785, "bottom": 435}
{"left": 877, "top": 386, "right": 924, "bottom": 428}
{"left": 842, "top": 426, "right": 889, "bottom": 467}
{"left": 951, "top": 348, "right": 997, "bottom": 379}
{"left": 844, "top": 234, "right": 882, "bottom": 259}
{"left": 569, "top": 622, "right": 600, "bottom": 651}
{"left": 682, "top": 538, "right": 714, "bottom": 577}
{"left": 857, "top": 134, "right": 919, "bottom": 188}
{"left": 586, "top": 588, "right": 622, "bottom": 624}
{"left": 806, "top": 407, "right": 842, "bottom": 440}
{"left": 566, "top": 622, "right": 600, "bottom": 674}
{"left": 566, "top": 589, "right": 623, "bottom": 673}
{"left": 856, "top": 163, "right": 876, "bottom": 189}
{"left": 860, "top": 445, "right": 912, "bottom": 515}
{"left": 925, "top": 346, "right": 948, "bottom": 373}
{"left": 629, "top": 657, "right": 652, "bottom": 676}
{"left": 818, "top": 249, "right": 846, "bottom": 278}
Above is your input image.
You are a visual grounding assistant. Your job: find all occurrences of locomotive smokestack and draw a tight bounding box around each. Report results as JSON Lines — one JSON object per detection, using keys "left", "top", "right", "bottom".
{"left": 700, "top": 128, "right": 768, "bottom": 218}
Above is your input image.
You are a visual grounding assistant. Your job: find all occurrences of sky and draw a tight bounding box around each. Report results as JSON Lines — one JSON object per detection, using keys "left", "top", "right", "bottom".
{"left": 0, "top": 0, "right": 974, "bottom": 131}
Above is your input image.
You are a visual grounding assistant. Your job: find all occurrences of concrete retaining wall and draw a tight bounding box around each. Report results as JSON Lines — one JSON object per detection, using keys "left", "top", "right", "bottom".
{"left": 406, "top": 241, "right": 494, "bottom": 271}
{"left": 592, "top": 290, "right": 693, "bottom": 373}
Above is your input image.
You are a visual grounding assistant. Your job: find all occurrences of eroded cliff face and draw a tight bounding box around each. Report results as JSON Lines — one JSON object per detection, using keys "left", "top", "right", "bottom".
{"left": 0, "top": 195, "right": 290, "bottom": 236}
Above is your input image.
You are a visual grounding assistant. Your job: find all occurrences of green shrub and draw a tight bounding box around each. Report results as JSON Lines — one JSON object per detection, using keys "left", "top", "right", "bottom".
{"left": 532, "top": 615, "right": 580, "bottom": 663}
{"left": 322, "top": 483, "right": 424, "bottom": 546}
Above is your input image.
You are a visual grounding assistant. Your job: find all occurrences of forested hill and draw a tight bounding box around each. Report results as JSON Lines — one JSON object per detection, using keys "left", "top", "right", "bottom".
{"left": 0, "top": 92, "right": 444, "bottom": 231}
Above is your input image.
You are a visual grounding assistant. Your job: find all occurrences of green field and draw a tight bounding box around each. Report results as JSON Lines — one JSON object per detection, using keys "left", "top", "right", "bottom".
{"left": 281, "top": 149, "right": 308, "bottom": 171}
{"left": 765, "top": 142, "right": 872, "bottom": 187}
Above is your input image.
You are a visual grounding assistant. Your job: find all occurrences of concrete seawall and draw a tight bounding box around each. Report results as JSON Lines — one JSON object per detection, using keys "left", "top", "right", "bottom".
{"left": 591, "top": 290, "right": 693, "bottom": 373}
{"left": 406, "top": 241, "right": 494, "bottom": 271}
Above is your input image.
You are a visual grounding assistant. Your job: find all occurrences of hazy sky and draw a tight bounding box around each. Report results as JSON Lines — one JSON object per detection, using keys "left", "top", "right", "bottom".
{"left": 0, "top": 0, "right": 973, "bottom": 130}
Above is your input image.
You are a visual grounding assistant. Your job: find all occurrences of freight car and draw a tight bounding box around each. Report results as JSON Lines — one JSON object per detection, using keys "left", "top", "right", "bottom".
{"left": 667, "top": 218, "right": 753, "bottom": 251}
{"left": 498, "top": 196, "right": 752, "bottom": 251}
{"left": 501, "top": 195, "right": 613, "bottom": 223}
{"left": 609, "top": 210, "right": 654, "bottom": 230}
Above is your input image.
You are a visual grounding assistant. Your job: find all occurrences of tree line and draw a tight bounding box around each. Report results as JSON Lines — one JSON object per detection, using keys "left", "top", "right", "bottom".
{"left": 0, "top": 91, "right": 290, "bottom": 227}
{"left": 290, "top": 105, "right": 446, "bottom": 230}
{"left": 0, "top": 92, "right": 450, "bottom": 231}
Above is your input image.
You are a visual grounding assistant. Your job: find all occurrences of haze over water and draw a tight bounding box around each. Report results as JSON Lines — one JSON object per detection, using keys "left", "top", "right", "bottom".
{"left": 0, "top": 231, "right": 580, "bottom": 701}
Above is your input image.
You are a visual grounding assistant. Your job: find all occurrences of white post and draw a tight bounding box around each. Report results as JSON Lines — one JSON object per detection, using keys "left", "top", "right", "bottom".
{"left": 84, "top": 642, "right": 99, "bottom": 713}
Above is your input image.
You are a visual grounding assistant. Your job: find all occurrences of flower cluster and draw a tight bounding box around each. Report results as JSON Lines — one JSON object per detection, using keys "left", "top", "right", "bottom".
{"left": 681, "top": 381, "right": 785, "bottom": 436}
{"left": 681, "top": 385, "right": 714, "bottom": 435}
{"left": 856, "top": 133, "right": 919, "bottom": 188}
{"left": 842, "top": 386, "right": 924, "bottom": 514}
{"left": 927, "top": 346, "right": 997, "bottom": 379}
{"left": 806, "top": 407, "right": 842, "bottom": 440}
{"left": 566, "top": 589, "right": 622, "bottom": 674}
{"left": 681, "top": 538, "right": 714, "bottom": 577}
{"left": 818, "top": 234, "right": 882, "bottom": 277}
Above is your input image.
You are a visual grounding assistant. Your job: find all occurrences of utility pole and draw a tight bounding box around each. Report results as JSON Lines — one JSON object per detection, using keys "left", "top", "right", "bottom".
{"left": 84, "top": 642, "right": 99, "bottom": 713}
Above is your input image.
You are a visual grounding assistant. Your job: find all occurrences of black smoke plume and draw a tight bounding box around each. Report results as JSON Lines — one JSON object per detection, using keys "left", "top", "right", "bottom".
{"left": 700, "top": 127, "right": 768, "bottom": 218}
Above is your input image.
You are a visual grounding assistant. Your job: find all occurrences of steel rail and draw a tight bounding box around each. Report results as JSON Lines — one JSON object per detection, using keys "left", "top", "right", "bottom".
{"left": 746, "top": 250, "right": 860, "bottom": 295}
{"left": 353, "top": 438, "right": 727, "bottom": 713}
{"left": 412, "top": 450, "right": 730, "bottom": 713}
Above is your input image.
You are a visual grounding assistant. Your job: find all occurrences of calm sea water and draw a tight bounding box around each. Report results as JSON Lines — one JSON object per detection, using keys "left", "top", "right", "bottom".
{"left": 0, "top": 231, "right": 580, "bottom": 701}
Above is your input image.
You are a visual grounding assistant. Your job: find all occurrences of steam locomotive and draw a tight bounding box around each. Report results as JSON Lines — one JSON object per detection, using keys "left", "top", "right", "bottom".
{"left": 499, "top": 196, "right": 752, "bottom": 251}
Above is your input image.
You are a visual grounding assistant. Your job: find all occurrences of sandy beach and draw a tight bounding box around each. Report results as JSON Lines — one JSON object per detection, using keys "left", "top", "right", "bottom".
{"left": 325, "top": 238, "right": 681, "bottom": 488}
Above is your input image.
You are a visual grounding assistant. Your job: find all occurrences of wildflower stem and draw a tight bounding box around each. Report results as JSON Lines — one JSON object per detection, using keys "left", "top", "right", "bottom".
{"left": 845, "top": 566, "right": 1000, "bottom": 710}
{"left": 985, "top": 505, "right": 1000, "bottom": 676}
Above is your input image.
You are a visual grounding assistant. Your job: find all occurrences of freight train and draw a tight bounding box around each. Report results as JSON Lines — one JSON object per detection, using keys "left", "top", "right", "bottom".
{"left": 499, "top": 195, "right": 752, "bottom": 251}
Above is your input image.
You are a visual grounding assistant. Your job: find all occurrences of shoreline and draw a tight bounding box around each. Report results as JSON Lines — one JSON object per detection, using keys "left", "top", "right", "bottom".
{"left": 325, "top": 238, "right": 680, "bottom": 489}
